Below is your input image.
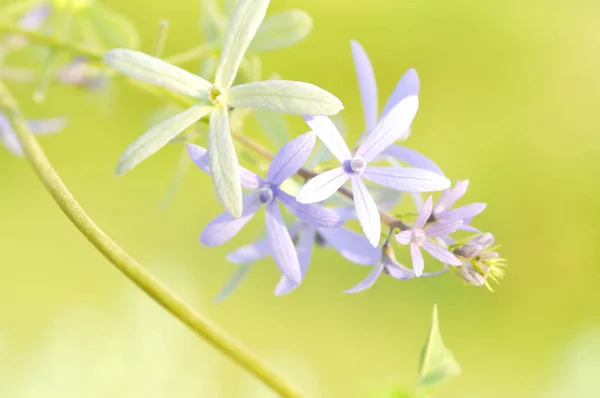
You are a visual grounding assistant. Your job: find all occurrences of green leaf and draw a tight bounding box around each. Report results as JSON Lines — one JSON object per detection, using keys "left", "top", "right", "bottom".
{"left": 248, "top": 10, "right": 313, "bottom": 53}
{"left": 104, "top": 49, "right": 211, "bottom": 99}
{"left": 214, "top": 0, "right": 270, "bottom": 88}
{"left": 83, "top": 2, "right": 140, "bottom": 49}
{"left": 208, "top": 105, "right": 243, "bottom": 217}
{"left": 418, "top": 305, "right": 461, "bottom": 392}
{"left": 227, "top": 80, "right": 344, "bottom": 115}
{"left": 116, "top": 104, "right": 211, "bottom": 176}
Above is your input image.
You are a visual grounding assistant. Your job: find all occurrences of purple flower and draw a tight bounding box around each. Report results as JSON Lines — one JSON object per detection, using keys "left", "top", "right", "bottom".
{"left": 223, "top": 216, "right": 379, "bottom": 297}
{"left": 296, "top": 97, "right": 451, "bottom": 247}
{"left": 350, "top": 40, "right": 443, "bottom": 175}
{"left": 433, "top": 180, "right": 486, "bottom": 232}
{"left": 0, "top": 112, "right": 66, "bottom": 156}
{"left": 395, "top": 196, "right": 463, "bottom": 276}
{"left": 344, "top": 245, "right": 448, "bottom": 293}
{"left": 187, "top": 132, "right": 342, "bottom": 283}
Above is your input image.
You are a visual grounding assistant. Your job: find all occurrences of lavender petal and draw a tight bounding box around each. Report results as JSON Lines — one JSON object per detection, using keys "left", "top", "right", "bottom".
{"left": 267, "top": 131, "right": 316, "bottom": 186}
{"left": 303, "top": 115, "right": 351, "bottom": 162}
{"left": 344, "top": 263, "right": 384, "bottom": 294}
{"left": 434, "top": 180, "right": 469, "bottom": 213}
{"left": 410, "top": 242, "right": 425, "bottom": 276}
{"left": 296, "top": 166, "right": 349, "bottom": 204}
{"left": 395, "top": 230, "right": 412, "bottom": 245}
{"left": 383, "top": 145, "right": 444, "bottom": 176}
{"left": 226, "top": 238, "right": 271, "bottom": 264}
{"left": 275, "top": 225, "right": 316, "bottom": 296}
{"left": 422, "top": 241, "right": 462, "bottom": 266}
{"left": 213, "top": 263, "right": 253, "bottom": 303}
{"left": 319, "top": 227, "right": 381, "bottom": 265}
{"left": 350, "top": 40, "right": 378, "bottom": 132}
{"left": 200, "top": 193, "right": 262, "bottom": 246}
{"left": 277, "top": 191, "right": 342, "bottom": 228}
{"left": 414, "top": 196, "right": 434, "bottom": 230}
{"left": 362, "top": 166, "right": 450, "bottom": 192}
{"left": 380, "top": 68, "right": 420, "bottom": 120}
{"left": 451, "top": 203, "right": 487, "bottom": 220}
{"left": 265, "top": 201, "right": 302, "bottom": 283}
{"left": 351, "top": 177, "right": 381, "bottom": 247}
{"left": 27, "top": 118, "right": 68, "bottom": 136}
{"left": 425, "top": 220, "right": 463, "bottom": 238}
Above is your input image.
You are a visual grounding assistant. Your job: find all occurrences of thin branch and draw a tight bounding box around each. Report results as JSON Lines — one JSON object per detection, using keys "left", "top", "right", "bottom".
{"left": 0, "top": 80, "right": 305, "bottom": 398}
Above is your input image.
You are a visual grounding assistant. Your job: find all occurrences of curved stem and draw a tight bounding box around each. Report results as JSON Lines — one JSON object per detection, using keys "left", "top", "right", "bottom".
{"left": 0, "top": 80, "right": 304, "bottom": 398}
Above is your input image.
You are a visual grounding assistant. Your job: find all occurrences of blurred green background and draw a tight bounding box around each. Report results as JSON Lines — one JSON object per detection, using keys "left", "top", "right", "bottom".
{"left": 1, "top": 0, "right": 600, "bottom": 397}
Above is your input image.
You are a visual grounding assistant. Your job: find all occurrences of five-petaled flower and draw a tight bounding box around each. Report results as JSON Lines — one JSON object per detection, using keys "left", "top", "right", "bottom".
{"left": 187, "top": 132, "right": 341, "bottom": 284}
{"left": 104, "top": 0, "right": 343, "bottom": 218}
{"left": 433, "top": 180, "right": 486, "bottom": 233}
{"left": 395, "top": 196, "right": 463, "bottom": 276}
{"left": 0, "top": 112, "right": 66, "bottom": 156}
{"left": 296, "top": 96, "right": 450, "bottom": 247}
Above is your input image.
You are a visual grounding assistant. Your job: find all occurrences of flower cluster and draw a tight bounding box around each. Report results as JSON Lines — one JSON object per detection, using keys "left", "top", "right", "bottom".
{"left": 0, "top": 0, "right": 505, "bottom": 298}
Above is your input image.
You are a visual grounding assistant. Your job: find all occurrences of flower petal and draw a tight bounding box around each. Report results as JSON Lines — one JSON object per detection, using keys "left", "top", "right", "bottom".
{"left": 208, "top": 106, "right": 243, "bottom": 217}
{"left": 351, "top": 177, "right": 381, "bottom": 247}
{"left": 422, "top": 241, "right": 462, "bottom": 266}
{"left": 187, "top": 143, "right": 264, "bottom": 189}
{"left": 277, "top": 191, "right": 342, "bottom": 228}
{"left": 415, "top": 196, "right": 434, "bottom": 230}
{"left": 227, "top": 80, "right": 343, "bottom": 115}
{"left": 104, "top": 49, "right": 211, "bottom": 98}
{"left": 27, "top": 117, "right": 67, "bottom": 135}
{"left": 380, "top": 68, "right": 420, "bottom": 120}
{"left": 296, "top": 167, "right": 349, "bottom": 204}
{"left": 383, "top": 145, "right": 444, "bottom": 176}
{"left": 344, "top": 263, "right": 384, "bottom": 294}
{"left": 356, "top": 95, "right": 419, "bottom": 163}
{"left": 350, "top": 40, "right": 378, "bottom": 132}
{"left": 362, "top": 166, "right": 451, "bottom": 192}
{"left": 213, "top": 263, "right": 253, "bottom": 303}
{"left": 200, "top": 193, "right": 262, "bottom": 246}
{"left": 319, "top": 227, "right": 381, "bottom": 265}
{"left": 385, "top": 259, "right": 415, "bottom": 280}
{"left": 116, "top": 105, "right": 211, "bottom": 176}
{"left": 226, "top": 238, "right": 271, "bottom": 264}
{"left": 249, "top": 10, "right": 312, "bottom": 53}
{"left": 410, "top": 242, "right": 425, "bottom": 276}
{"left": 267, "top": 131, "right": 315, "bottom": 185}
{"left": 214, "top": 0, "right": 270, "bottom": 88}
{"left": 451, "top": 203, "right": 487, "bottom": 220}
{"left": 265, "top": 201, "right": 302, "bottom": 283}
{"left": 425, "top": 220, "right": 463, "bottom": 238}
{"left": 275, "top": 225, "right": 316, "bottom": 296}
{"left": 434, "top": 180, "right": 469, "bottom": 213}
{"left": 395, "top": 230, "right": 412, "bottom": 245}
{"left": 303, "top": 115, "right": 351, "bottom": 162}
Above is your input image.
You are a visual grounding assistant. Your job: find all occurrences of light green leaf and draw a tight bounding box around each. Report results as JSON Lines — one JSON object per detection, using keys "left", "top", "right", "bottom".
{"left": 104, "top": 49, "right": 211, "bottom": 99}
{"left": 208, "top": 105, "right": 243, "bottom": 217}
{"left": 116, "top": 104, "right": 211, "bottom": 176}
{"left": 248, "top": 10, "right": 312, "bottom": 53}
{"left": 418, "top": 305, "right": 461, "bottom": 392}
{"left": 253, "top": 109, "right": 289, "bottom": 148}
{"left": 214, "top": 0, "right": 270, "bottom": 88}
{"left": 227, "top": 80, "right": 344, "bottom": 115}
{"left": 83, "top": 2, "right": 140, "bottom": 49}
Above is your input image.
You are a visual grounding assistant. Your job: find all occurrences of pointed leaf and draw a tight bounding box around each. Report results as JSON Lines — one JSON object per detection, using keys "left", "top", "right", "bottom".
{"left": 419, "top": 306, "right": 461, "bottom": 392}
{"left": 227, "top": 80, "right": 343, "bottom": 115}
{"left": 116, "top": 105, "right": 211, "bottom": 176}
{"left": 214, "top": 0, "right": 270, "bottom": 88}
{"left": 248, "top": 10, "right": 312, "bottom": 53}
{"left": 104, "top": 49, "right": 211, "bottom": 99}
{"left": 208, "top": 106, "right": 243, "bottom": 217}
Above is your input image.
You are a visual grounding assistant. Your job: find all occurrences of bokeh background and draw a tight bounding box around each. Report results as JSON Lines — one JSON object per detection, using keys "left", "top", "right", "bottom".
{"left": 1, "top": 0, "right": 600, "bottom": 397}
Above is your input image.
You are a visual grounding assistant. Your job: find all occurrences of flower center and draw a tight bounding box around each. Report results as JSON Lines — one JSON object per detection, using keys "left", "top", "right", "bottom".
{"left": 412, "top": 229, "right": 427, "bottom": 245}
{"left": 257, "top": 187, "right": 274, "bottom": 204}
{"left": 209, "top": 87, "right": 224, "bottom": 105}
{"left": 347, "top": 156, "right": 366, "bottom": 174}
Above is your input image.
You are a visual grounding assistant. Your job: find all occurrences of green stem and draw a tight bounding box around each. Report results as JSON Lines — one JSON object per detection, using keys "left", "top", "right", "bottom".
{"left": 0, "top": 80, "right": 304, "bottom": 398}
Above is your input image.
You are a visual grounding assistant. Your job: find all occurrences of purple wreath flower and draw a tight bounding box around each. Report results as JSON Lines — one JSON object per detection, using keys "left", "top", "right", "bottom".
{"left": 187, "top": 132, "right": 342, "bottom": 283}
{"left": 223, "top": 213, "right": 379, "bottom": 297}
{"left": 296, "top": 96, "right": 451, "bottom": 247}
{"left": 350, "top": 40, "right": 443, "bottom": 175}
{"left": 395, "top": 196, "right": 463, "bottom": 276}
{"left": 344, "top": 245, "right": 448, "bottom": 293}
{"left": 433, "top": 180, "right": 486, "bottom": 232}
{"left": 0, "top": 112, "right": 66, "bottom": 156}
